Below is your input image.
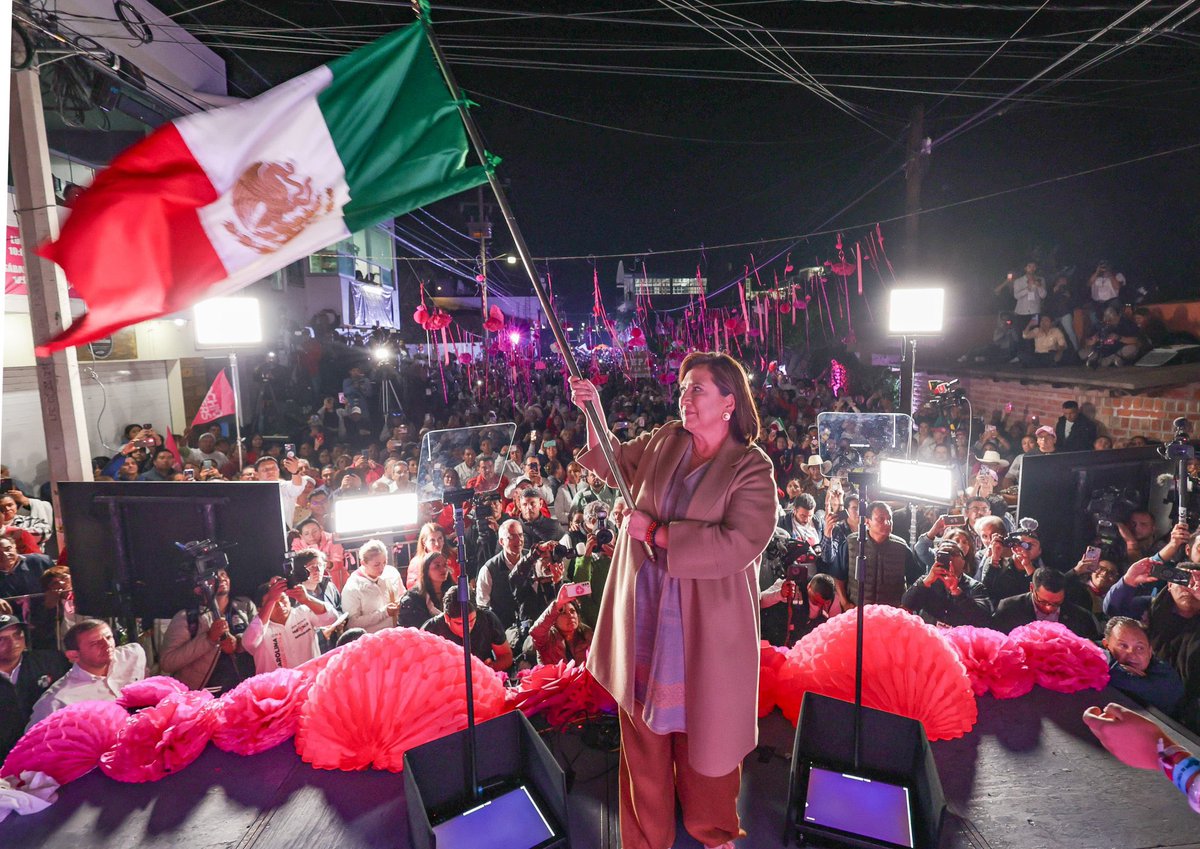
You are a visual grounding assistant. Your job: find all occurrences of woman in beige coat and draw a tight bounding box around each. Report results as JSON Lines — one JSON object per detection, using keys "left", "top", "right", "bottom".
{"left": 570, "top": 352, "right": 777, "bottom": 849}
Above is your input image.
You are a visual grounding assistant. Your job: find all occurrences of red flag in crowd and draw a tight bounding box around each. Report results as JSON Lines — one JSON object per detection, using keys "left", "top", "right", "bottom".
{"left": 192, "top": 370, "right": 237, "bottom": 427}
{"left": 163, "top": 427, "right": 183, "bottom": 469}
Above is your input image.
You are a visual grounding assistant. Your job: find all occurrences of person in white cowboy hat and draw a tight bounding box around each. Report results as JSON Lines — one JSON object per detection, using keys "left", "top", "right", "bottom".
{"left": 975, "top": 449, "right": 1010, "bottom": 479}
{"left": 800, "top": 453, "right": 830, "bottom": 501}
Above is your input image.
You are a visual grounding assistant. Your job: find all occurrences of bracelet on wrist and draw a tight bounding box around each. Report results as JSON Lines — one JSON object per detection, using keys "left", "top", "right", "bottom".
{"left": 645, "top": 520, "right": 660, "bottom": 547}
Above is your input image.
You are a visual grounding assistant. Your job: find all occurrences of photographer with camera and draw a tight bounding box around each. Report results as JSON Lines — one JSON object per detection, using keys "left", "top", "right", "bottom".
{"left": 528, "top": 583, "right": 594, "bottom": 665}
{"left": 992, "top": 566, "right": 1099, "bottom": 638}
{"left": 515, "top": 487, "right": 562, "bottom": 547}
{"left": 242, "top": 572, "right": 338, "bottom": 674}
{"left": 1105, "top": 527, "right": 1200, "bottom": 716}
{"left": 778, "top": 493, "right": 821, "bottom": 547}
{"left": 568, "top": 499, "right": 621, "bottom": 629}
{"left": 160, "top": 567, "right": 257, "bottom": 693}
{"left": 975, "top": 516, "right": 1041, "bottom": 608}
{"left": 760, "top": 530, "right": 832, "bottom": 645}
{"left": 901, "top": 542, "right": 992, "bottom": 628}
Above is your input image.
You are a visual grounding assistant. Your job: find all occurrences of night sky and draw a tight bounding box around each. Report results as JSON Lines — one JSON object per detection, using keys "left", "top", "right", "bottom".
{"left": 152, "top": 1, "right": 1200, "bottom": 312}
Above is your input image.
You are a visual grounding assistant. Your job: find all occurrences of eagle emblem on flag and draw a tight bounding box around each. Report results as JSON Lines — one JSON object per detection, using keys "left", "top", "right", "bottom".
{"left": 223, "top": 161, "right": 334, "bottom": 254}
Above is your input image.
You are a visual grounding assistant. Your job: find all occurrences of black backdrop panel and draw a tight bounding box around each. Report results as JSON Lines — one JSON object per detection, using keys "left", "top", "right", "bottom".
{"left": 59, "top": 481, "right": 285, "bottom": 619}
{"left": 1016, "top": 446, "right": 1172, "bottom": 570}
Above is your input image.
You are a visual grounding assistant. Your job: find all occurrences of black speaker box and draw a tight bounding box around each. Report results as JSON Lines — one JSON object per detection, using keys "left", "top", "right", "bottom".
{"left": 403, "top": 710, "right": 569, "bottom": 849}
{"left": 786, "top": 693, "right": 945, "bottom": 849}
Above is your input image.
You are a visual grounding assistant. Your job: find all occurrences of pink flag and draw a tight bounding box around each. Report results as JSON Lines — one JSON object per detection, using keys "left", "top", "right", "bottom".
{"left": 192, "top": 370, "right": 236, "bottom": 427}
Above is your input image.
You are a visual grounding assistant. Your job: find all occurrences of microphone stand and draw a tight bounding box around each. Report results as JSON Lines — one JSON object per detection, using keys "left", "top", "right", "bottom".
{"left": 847, "top": 471, "right": 877, "bottom": 773}
{"left": 443, "top": 485, "right": 481, "bottom": 803}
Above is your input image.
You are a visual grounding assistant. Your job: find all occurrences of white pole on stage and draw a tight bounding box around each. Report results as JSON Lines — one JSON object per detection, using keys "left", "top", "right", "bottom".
{"left": 229, "top": 353, "right": 244, "bottom": 456}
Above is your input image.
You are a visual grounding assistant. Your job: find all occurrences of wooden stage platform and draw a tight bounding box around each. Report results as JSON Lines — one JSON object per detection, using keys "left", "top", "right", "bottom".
{"left": 3, "top": 687, "right": 1199, "bottom": 849}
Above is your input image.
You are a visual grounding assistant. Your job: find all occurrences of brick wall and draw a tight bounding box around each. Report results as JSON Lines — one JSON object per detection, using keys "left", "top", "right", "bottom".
{"left": 929, "top": 373, "right": 1200, "bottom": 443}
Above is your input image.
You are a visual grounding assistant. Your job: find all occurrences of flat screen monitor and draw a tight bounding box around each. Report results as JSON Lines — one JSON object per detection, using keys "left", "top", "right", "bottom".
{"left": 804, "top": 766, "right": 915, "bottom": 849}
{"left": 431, "top": 784, "right": 556, "bottom": 849}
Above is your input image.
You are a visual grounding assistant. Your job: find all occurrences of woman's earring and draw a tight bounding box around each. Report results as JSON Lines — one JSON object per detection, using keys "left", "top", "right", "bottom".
{"left": 722, "top": 412, "right": 732, "bottom": 421}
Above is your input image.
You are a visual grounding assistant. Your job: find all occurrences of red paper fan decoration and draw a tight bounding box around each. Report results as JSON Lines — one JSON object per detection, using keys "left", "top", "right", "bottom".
{"left": 211, "top": 668, "right": 310, "bottom": 756}
{"left": 295, "top": 628, "right": 507, "bottom": 772}
{"left": 776, "top": 606, "right": 976, "bottom": 740}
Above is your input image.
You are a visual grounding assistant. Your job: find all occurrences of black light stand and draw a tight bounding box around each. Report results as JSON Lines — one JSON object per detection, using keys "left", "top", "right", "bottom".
{"left": 1160, "top": 417, "right": 1195, "bottom": 527}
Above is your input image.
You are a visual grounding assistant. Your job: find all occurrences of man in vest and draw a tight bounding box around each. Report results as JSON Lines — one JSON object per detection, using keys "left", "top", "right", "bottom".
{"left": 836, "top": 501, "right": 921, "bottom": 607}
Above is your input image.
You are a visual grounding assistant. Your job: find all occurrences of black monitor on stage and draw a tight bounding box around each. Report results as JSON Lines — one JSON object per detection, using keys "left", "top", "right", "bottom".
{"left": 1017, "top": 446, "right": 1172, "bottom": 570}
{"left": 58, "top": 481, "right": 286, "bottom": 620}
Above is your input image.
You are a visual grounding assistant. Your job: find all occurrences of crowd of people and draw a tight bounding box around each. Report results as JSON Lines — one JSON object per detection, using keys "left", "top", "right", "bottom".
{"left": 2, "top": 338, "right": 1199, "bottom": 797}
{"left": 971, "top": 258, "right": 1193, "bottom": 369}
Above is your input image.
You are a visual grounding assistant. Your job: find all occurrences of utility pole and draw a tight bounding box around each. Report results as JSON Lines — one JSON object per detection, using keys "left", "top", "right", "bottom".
{"left": 465, "top": 186, "right": 492, "bottom": 315}
{"left": 9, "top": 69, "right": 92, "bottom": 549}
{"left": 903, "top": 104, "right": 927, "bottom": 272}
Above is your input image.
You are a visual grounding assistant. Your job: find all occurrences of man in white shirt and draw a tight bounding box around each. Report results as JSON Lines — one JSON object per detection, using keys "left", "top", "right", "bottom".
{"left": 27, "top": 619, "right": 145, "bottom": 728}
{"left": 1010, "top": 261, "right": 1046, "bottom": 318}
{"left": 454, "top": 447, "right": 479, "bottom": 485}
{"left": 242, "top": 576, "right": 338, "bottom": 673}
{"left": 182, "top": 432, "right": 229, "bottom": 469}
{"left": 256, "top": 456, "right": 314, "bottom": 530}
{"left": 340, "top": 539, "right": 403, "bottom": 633}
{"left": 553, "top": 462, "right": 586, "bottom": 525}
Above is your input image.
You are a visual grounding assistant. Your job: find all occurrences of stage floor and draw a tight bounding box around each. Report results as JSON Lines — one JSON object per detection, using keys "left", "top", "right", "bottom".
{"left": 3, "top": 687, "right": 1198, "bottom": 849}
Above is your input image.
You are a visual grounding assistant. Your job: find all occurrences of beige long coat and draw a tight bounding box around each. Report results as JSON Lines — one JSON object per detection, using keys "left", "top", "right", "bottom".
{"left": 578, "top": 421, "right": 777, "bottom": 776}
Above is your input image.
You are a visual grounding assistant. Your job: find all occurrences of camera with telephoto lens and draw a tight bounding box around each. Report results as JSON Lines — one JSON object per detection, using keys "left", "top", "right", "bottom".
{"left": 277, "top": 551, "right": 311, "bottom": 589}
{"left": 593, "top": 508, "right": 614, "bottom": 546}
{"left": 1151, "top": 561, "right": 1200, "bottom": 586}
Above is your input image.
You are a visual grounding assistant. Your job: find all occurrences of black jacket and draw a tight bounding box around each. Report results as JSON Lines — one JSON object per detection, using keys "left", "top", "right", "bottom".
{"left": 0, "top": 649, "right": 70, "bottom": 759}
{"left": 900, "top": 574, "right": 993, "bottom": 627}
{"left": 991, "top": 593, "right": 1099, "bottom": 639}
{"left": 1055, "top": 414, "right": 1098, "bottom": 453}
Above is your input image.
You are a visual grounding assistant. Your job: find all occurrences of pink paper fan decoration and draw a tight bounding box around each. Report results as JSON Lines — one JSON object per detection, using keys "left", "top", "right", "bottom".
{"left": 458, "top": 352, "right": 473, "bottom": 365}
{"left": 507, "top": 660, "right": 615, "bottom": 726}
{"left": 941, "top": 626, "right": 1034, "bottom": 700}
{"left": 628, "top": 328, "right": 646, "bottom": 348}
{"left": 758, "top": 642, "right": 790, "bottom": 718}
{"left": 776, "top": 605, "right": 976, "bottom": 740}
{"left": 295, "top": 628, "right": 507, "bottom": 772}
{"left": 99, "top": 690, "right": 216, "bottom": 783}
{"left": 1008, "top": 621, "right": 1110, "bottom": 693}
{"left": 211, "top": 668, "right": 310, "bottom": 756}
{"left": 117, "top": 675, "right": 188, "bottom": 709}
{"left": 2, "top": 700, "right": 129, "bottom": 784}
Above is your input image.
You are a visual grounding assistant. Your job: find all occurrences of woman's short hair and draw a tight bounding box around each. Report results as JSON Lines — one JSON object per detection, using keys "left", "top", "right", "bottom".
{"left": 679, "top": 351, "right": 761, "bottom": 445}
{"left": 359, "top": 538, "right": 388, "bottom": 563}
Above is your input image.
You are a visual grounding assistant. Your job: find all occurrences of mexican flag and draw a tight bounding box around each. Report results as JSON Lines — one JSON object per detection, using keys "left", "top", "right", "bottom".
{"left": 36, "top": 19, "right": 489, "bottom": 356}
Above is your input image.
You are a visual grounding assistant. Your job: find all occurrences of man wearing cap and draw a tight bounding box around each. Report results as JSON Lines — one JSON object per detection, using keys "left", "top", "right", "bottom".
{"left": 181, "top": 432, "right": 228, "bottom": 469}
{"left": 27, "top": 619, "right": 146, "bottom": 728}
{"left": 1055, "top": 401, "right": 1098, "bottom": 453}
{"left": 255, "top": 456, "right": 315, "bottom": 531}
{"left": 1005, "top": 425, "right": 1056, "bottom": 489}
{"left": 0, "top": 615, "right": 69, "bottom": 758}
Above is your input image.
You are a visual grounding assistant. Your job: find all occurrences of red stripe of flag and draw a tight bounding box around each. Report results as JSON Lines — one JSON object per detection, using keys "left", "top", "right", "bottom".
{"left": 35, "top": 123, "right": 227, "bottom": 356}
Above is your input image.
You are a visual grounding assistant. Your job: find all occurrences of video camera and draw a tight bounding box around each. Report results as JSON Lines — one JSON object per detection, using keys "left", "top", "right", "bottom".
{"left": 1001, "top": 517, "right": 1040, "bottom": 552}
{"left": 1086, "top": 485, "right": 1141, "bottom": 544}
{"left": 277, "top": 551, "right": 312, "bottom": 589}
{"left": 927, "top": 378, "right": 965, "bottom": 406}
{"left": 176, "top": 538, "right": 233, "bottom": 580}
{"left": 767, "top": 535, "right": 821, "bottom": 584}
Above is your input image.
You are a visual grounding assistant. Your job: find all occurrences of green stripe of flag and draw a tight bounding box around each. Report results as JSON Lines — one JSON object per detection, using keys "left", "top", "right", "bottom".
{"left": 318, "top": 22, "right": 489, "bottom": 233}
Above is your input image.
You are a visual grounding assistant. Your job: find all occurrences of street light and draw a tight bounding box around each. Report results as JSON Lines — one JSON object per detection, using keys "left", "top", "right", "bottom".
{"left": 505, "top": 254, "right": 518, "bottom": 265}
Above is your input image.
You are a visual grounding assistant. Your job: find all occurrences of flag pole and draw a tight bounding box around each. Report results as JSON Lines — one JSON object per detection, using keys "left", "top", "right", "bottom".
{"left": 414, "top": 2, "right": 650, "bottom": 562}
{"left": 229, "top": 353, "right": 244, "bottom": 461}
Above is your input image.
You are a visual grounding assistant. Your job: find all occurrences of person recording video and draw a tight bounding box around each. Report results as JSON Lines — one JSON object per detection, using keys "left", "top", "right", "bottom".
{"left": 160, "top": 567, "right": 256, "bottom": 694}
